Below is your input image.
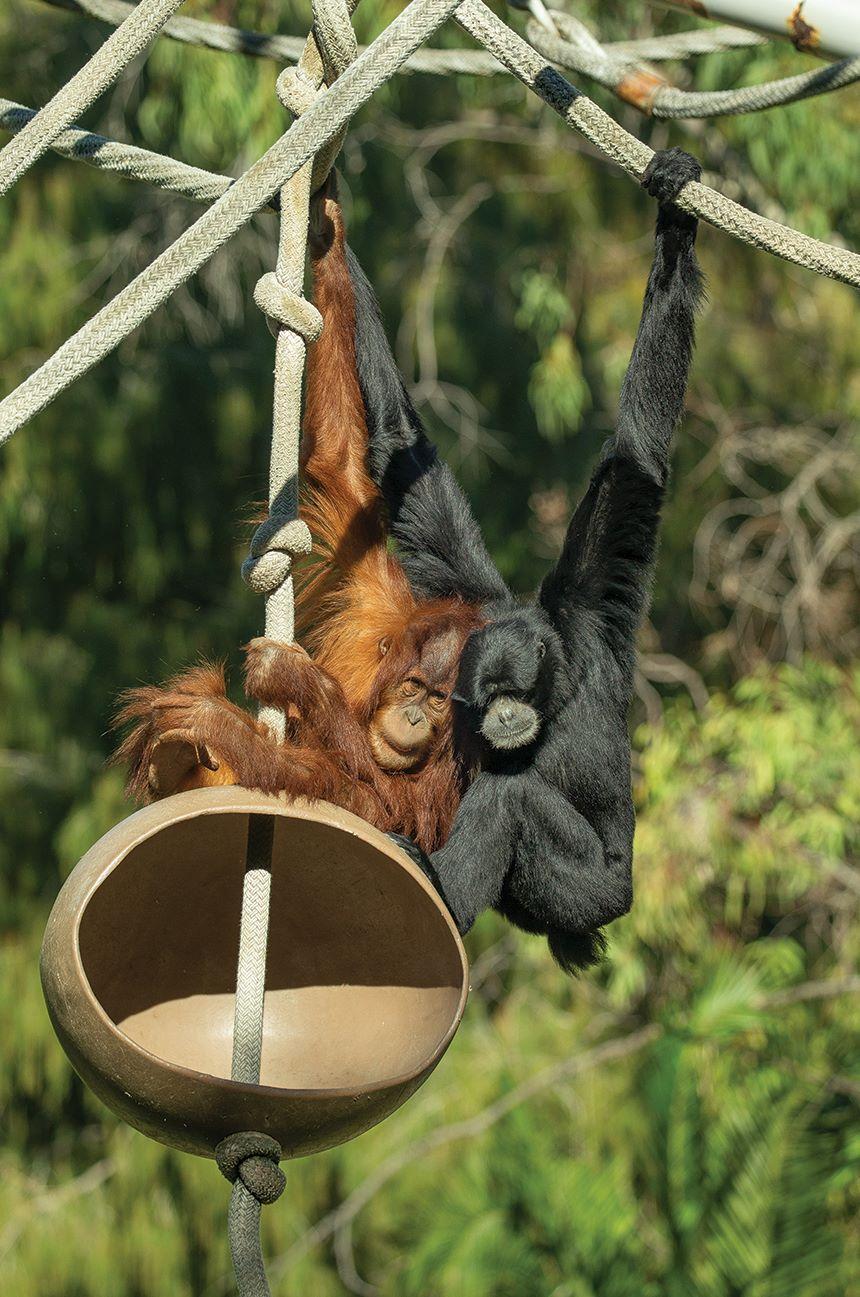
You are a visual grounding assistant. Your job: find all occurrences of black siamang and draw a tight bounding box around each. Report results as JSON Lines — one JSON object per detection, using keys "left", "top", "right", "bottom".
{"left": 346, "top": 148, "right": 705, "bottom": 971}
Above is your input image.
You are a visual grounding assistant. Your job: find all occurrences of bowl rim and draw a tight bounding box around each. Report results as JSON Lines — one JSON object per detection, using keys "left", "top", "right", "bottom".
{"left": 56, "top": 787, "right": 470, "bottom": 1100}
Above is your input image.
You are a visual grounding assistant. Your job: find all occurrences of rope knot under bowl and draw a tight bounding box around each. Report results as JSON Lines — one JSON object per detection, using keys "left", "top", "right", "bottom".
{"left": 216, "top": 1132, "right": 286, "bottom": 1206}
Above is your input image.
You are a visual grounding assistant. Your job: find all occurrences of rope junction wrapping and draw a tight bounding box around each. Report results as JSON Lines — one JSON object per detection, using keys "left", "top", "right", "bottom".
{"left": 522, "top": 9, "right": 860, "bottom": 116}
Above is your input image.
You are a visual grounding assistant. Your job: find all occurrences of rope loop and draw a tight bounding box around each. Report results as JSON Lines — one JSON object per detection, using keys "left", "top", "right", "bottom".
{"left": 242, "top": 516, "right": 313, "bottom": 595}
{"left": 276, "top": 64, "right": 318, "bottom": 116}
{"left": 216, "top": 1132, "right": 286, "bottom": 1206}
{"left": 253, "top": 271, "right": 324, "bottom": 340}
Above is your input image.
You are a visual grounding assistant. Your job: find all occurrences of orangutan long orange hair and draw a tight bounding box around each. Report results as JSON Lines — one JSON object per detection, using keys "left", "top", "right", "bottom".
{"left": 114, "top": 183, "right": 482, "bottom": 853}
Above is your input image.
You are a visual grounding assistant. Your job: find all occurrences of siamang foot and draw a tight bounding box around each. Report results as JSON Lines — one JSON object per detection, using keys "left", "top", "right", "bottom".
{"left": 641, "top": 147, "right": 702, "bottom": 205}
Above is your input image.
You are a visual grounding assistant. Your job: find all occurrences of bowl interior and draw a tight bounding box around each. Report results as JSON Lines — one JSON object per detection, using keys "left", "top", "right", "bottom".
{"left": 77, "top": 811, "right": 464, "bottom": 1090}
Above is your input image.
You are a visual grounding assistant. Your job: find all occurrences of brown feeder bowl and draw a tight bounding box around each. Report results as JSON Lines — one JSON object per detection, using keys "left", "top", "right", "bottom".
{"left": 41, "top": 787, "right": 468, "bottom": 1158}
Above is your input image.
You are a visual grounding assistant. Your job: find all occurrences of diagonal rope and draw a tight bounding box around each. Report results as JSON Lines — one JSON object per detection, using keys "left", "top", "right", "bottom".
{"left": 0, "top": 98, "right": 256, "bottom": 206}
{"left": 524, "top": 9, "right": 860, "bottom": 117}
{"left": 453, "top": 0, "right": 860, "bottom": 286}
{"left": 1, "top": 0, "right": 858, "bottom": 448}
{"left": 0, "top": 0, "right": 189, "bottom": 196}
{"left": 0, "top": 0, "right": 463, "bottom": 443}
{"left": 39, "top": 0, "right": 770, "bottom": 76}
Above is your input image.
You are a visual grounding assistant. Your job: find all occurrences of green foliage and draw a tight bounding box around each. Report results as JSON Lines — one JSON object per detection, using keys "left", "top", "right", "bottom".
{"left": 1, "top": 1, "right": 858, "bottom": 1293}
{"left": 2, "top": 665, "right": 857, "bottom": 1295}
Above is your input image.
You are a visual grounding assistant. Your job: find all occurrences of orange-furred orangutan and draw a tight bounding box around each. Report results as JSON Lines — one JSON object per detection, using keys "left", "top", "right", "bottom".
{"left": 114, "top": 181, "right": 482, "bottom": 853}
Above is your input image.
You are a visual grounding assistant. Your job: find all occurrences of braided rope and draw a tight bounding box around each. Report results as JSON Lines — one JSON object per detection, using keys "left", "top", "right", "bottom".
{"left": 0, "top": 0, "right": 189, "bottom": 195}
{"left": 42, "top": 0, "right": 504, "bottom": 76}
{"left": 525, "top": 9, "right": 860, "bottom": 117}
{"left": 40, "top": 0, "right": 768, "bottom": 76}
{"left": 246, "top": 0, "right": 359, "bottom": 736}
{"left": 217, "top": 1133, "right": 286, "bottom": 1297}
{"left": 0, "top": 0, "right": 462, "bottom": 443}
{"left": 453, "top": 0, "right": 860, "bottom": 287}
{"left": 225, "top": 6, "right": 362, "bottom": 1291}
{"left": 1, "top": 0, "right": 858, "bottom": 448}
{"left": 0, "top": 98, "right": 253, "bottom": 206}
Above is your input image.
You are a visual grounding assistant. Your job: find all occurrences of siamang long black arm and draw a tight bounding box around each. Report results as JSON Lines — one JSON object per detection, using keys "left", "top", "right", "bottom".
{"left": 346, "top": 245, "right": 510, "bottom": 608}
{"left": 538, "top": 149, "right": 704, "bottom": 660}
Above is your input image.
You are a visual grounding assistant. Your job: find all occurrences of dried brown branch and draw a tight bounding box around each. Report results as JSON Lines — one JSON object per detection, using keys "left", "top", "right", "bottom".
{"left": 691, "top": 420, "right": 859, "bottom": 667}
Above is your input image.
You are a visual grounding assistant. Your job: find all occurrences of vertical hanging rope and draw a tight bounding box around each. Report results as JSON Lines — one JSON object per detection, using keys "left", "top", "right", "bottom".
{"left": 221, "top": 4, "right": 358, "bottom": 1294}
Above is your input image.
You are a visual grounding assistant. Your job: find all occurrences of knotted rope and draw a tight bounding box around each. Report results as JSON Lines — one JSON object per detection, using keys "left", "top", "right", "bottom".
{"left": 241, "top": 0, "right": 357, "bottom": 735}
{"left": 217, "top": 1133, "right": 286, "bottom": 1297}
{"left": 523, "top": 8, "right": 860, "bottom": 117}
{"left": 226, "top": 7, "right": 358, "bottom": 1294}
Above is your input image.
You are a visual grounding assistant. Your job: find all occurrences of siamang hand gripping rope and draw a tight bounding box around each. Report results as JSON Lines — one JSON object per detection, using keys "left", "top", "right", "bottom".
{"left": 348, "top": 148, "right": 705, "bottom": 971}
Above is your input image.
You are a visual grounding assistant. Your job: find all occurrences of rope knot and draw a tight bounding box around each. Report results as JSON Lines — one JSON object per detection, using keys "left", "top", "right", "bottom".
{"left": 276, "top": 65, "right": 318, "bottom": 117}
{"left": 216, "top": 1133, "right": 285, "bottom": 1205}
{"left": 242, "top": 514, "right": 313, "bottom": 595}
{"left": 254, "top": 272, "right": 323, "bottom": 341}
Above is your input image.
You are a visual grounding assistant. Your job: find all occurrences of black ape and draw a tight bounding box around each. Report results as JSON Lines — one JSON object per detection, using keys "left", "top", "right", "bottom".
{"left": 348, "top": 149, "right": 705, "bottom": 971}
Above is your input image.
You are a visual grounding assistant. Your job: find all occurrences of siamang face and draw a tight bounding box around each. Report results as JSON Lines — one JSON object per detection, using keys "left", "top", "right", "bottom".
{"left": 455, "top": 610, "right": 566, "bottom": 751}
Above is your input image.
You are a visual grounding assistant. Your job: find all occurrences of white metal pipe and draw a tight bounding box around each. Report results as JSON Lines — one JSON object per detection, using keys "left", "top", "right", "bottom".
{"left": 655, "top": 0, "right": 860, "bottom": 59}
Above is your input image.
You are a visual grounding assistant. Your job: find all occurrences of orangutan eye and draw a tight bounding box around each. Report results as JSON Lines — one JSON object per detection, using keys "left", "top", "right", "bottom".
{"left": 379, "top": 637, "right": 391, "bottom": 657}
{"left": 537, "top": 641, "right": 546, "bottom": 659}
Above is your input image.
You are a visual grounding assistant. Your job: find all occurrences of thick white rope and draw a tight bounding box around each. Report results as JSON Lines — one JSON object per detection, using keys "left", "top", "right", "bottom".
{"left": 0, "top": 0, "right": 189, "bottom": 196}
{"left": 0, "top": 0, "right": 463, "bottom": 443}
{"left": 453, "top": 0, "right": 860, "bottom": 287}
{"left": 243, "top": 0, "right": 358, "bottom": 731}
{"left": 1, "top": 0, "right": 858, "bottom": 445}
{"left": 0, "top": 98, "right": 248, "bottom": 206}
{"left": 226, "top": 13, "right": 359, "bottom": 1291}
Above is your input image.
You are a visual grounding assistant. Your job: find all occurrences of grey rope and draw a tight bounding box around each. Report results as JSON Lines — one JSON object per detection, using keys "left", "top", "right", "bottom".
{"left": 0, "top": 0, "right": 189, "bottom": 195}
{"left": 216, "top": 1133, "right": 286, "bottom": 1297}
{"left": 40, "top": 0, "right": 769, "bottom": 77}
{"left": 0, "top": 0, "right": 463, "bottom": 443}
{"left": 0, "top": 98, "right": 257, "bottom": 207}
{"left": 453, "top": 0, "right": 860, "bottom": 286}
{"left": 42, "top": 0, "right": 505, "bottom": 76}
{"left": 1, "top": 0, "right": 859, "bottom": 448}
{"left": 524, "top": 9, "right": 860, "bottom": 117}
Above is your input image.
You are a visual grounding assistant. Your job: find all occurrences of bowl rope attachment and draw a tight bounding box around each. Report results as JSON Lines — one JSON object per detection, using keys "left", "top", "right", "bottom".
{"left": 227, "top": 0, "right": 358, "bottom": 1291}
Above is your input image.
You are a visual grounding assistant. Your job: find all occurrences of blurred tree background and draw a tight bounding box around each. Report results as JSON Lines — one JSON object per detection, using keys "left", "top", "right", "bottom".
{"left": 1, "top": 0, "right": 858, "bottom": 1292}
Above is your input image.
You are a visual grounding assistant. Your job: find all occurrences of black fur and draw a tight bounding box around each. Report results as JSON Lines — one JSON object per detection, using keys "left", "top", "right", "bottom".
{"left": 353, "top": 149, "right": 705, "bottom": 971}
